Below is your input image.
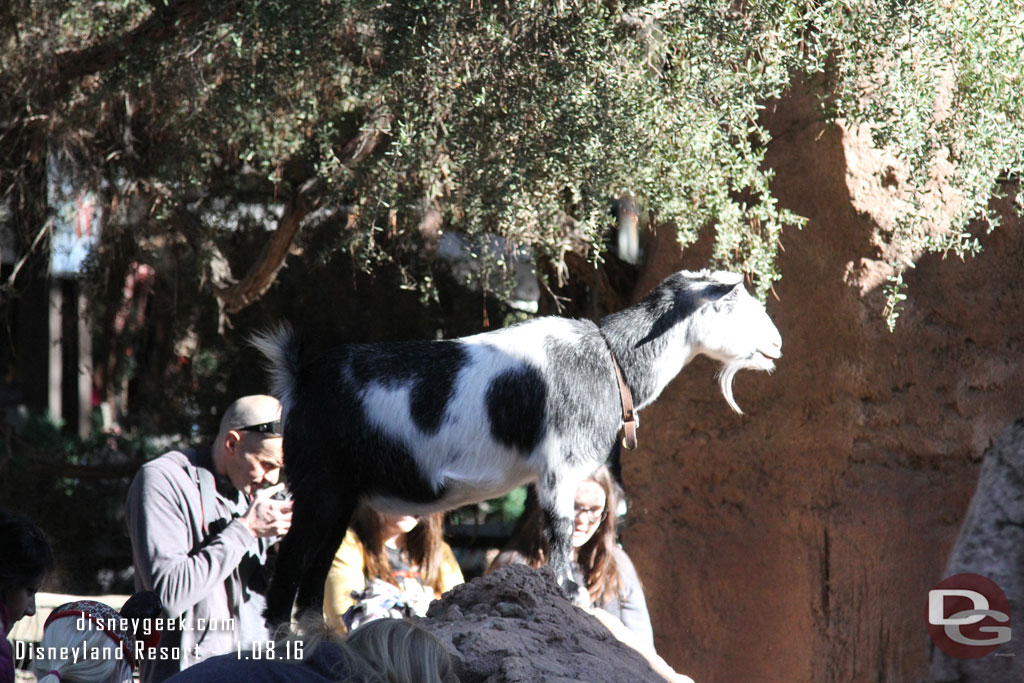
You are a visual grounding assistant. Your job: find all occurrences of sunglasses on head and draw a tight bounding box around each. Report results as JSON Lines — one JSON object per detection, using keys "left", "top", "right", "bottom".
{"left": 237, "top": 420, "right": 282, "bottom": 437}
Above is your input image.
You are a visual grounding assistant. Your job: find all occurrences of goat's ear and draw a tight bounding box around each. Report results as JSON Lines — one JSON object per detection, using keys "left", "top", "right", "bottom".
{"left": 699, "top": 282, "right": 740, "bottom": 307}
{"left": 712, "top": 282, "right": 747, "bottom": 310}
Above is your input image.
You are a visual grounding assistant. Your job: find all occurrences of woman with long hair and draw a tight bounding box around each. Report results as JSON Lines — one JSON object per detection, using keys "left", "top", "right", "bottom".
{"left": 487, "top": 465, "right": 653, "bottom": 648}
{"left": 323, "top": 506, "right": 463, "bottom": 632}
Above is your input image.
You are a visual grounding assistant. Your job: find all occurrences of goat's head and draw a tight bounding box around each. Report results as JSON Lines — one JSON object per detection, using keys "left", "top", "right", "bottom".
{"left": 687, "top": 271, "right": 782, "bottom": 413}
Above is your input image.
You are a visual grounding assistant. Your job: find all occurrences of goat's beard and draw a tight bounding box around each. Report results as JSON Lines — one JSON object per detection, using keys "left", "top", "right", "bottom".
{"left": 718, "top": 358, "right": 768, "bottom": 414}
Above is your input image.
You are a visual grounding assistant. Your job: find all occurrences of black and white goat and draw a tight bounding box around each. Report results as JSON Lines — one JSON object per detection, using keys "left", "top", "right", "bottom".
{"left": 252, "top": 269, "right": 782, "bottom": 626}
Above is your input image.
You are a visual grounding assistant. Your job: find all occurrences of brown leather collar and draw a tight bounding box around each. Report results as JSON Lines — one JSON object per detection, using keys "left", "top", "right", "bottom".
{"left": 607, "top": 348, "right": 638, "bottom": 450}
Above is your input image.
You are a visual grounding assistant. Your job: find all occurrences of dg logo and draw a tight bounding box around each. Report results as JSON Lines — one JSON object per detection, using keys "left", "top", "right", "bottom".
{"left": 928, "top": 573, "right": 1011, "bottom": 659}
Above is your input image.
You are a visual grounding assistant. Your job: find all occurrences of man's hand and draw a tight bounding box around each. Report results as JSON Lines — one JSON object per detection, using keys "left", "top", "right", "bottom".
{"left": 240, "top": 485, "right": 293, "bottom": 539}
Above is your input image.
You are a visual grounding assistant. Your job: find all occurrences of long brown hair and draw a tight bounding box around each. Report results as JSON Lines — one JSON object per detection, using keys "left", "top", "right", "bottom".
{"left": 350, "top": 506, "right": 448, "bottom": 596}
{"left": 490, "top": 465, "right": 626, "bottom": 606}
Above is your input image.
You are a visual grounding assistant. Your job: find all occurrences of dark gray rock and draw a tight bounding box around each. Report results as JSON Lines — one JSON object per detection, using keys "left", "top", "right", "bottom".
{"left": 420, "top": 564, "right": 665, "bottom": 683}
{"left": 928, "top": 418, "right": 1024, "bottom": 682}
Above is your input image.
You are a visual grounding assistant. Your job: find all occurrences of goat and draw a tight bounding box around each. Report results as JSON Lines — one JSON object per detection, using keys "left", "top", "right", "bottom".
{"left": 251, "top": 269, "right": 782, "bottom": 627}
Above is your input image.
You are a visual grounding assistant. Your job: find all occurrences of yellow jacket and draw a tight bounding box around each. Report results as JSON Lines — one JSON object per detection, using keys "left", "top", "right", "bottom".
{"left": 323, "top": 529, "right": 464, "bottom": 632}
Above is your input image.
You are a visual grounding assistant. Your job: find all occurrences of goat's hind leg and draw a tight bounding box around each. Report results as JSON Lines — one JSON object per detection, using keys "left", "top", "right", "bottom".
{"left": 264, "top": 515, "right": 305, "bottom": 630}
{"left": 294, "top": 497, "right": 357, "bottom": 620}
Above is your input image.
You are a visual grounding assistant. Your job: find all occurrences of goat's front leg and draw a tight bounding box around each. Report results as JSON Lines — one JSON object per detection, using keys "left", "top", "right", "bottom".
{"left": 537, "top": 472, "right": 588, "bottom": 606}
{"left": 264, "top": 487, "right": 354, "bottom": 629}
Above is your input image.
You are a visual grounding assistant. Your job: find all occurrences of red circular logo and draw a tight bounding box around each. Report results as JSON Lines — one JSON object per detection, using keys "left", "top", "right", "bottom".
{"left": 927, "top": 573, "right": 1011, "bottom": 659}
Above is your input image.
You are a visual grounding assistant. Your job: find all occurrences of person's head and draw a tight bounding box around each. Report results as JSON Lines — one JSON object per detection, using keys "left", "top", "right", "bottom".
{"left": 351, "top": 506, "right": 447, "bottom": 594}
{"left": 32, "top": 599, "right": 136, "bottom": 683}
{"left": 260, "top": 615, "right": 455, "bottom": 683}
{"left": 572, "top": 465, "right": 620, "bottom": 551}
{"left": 0, "top": 509, "right": 53, "bottom": 627}
{"left": 573, "top": 477, "right": 608, "bottom": 549}
{"left": 347, "top": 618, "right": 457, "bottom": 683}
{"left": 212, "top": 394, "right": 284, "bottom": 496}
{"left": 382, "top": 514, "right": 421, "bottom": 541}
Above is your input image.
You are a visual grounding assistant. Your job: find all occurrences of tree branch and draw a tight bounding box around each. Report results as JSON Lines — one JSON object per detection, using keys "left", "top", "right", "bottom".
{"left": 210, "top": 107, "right": 392, "bottom": 316}
{"left": 39, "top": 0, "right": 242, "bottom": 107}
{"left": 213, "top": 177, "right": 325, "bottom": 315}
{"left": 337, "top": 105, "right": 392, "bottom": 169}
{"left": 2, "top": 217, "right": 52, "bottom": 292}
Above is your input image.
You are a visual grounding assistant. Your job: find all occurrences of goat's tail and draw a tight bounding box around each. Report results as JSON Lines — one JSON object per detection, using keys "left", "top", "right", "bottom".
{"left": 249, "top": 322, "right": 301, "bottom": 417}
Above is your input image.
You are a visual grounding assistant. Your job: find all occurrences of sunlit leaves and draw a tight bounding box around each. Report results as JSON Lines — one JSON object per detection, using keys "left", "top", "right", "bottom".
{"left": 5, "top": 0, "right": 1022, "bottom": 320}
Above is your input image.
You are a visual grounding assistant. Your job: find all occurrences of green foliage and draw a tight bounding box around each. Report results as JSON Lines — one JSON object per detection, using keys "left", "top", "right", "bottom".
{"left": 449, "top": 485, "right": 528, "bottom": 527}
{"left": 318, "top": 0, "right": 812, "bottom": 299}
{"left": 6, "top": 1, "right": 1022, "bottom": 314}
{"left": 807, "top": 0, "right": 1024, "bottom": 327}
{"left": 1, "top": 0, "right": 1022, "bottom": 390}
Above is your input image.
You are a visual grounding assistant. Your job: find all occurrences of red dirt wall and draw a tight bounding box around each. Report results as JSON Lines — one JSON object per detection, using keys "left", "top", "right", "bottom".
{"left": 621, "top": 89, "right": 1024, "bottom": 683}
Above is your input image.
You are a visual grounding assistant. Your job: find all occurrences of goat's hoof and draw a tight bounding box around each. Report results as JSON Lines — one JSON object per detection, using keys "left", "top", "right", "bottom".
{"left": 561, "top": 578, "right": 589, "bottom": 607}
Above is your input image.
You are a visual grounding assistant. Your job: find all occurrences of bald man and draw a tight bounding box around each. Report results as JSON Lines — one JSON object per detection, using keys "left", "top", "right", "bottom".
{"left": 126, "top": 395, "right": 293, "bottom": 682}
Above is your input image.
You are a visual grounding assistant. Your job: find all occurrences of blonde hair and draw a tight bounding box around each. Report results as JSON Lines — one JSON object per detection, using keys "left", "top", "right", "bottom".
{"left": 346, "top": 618, "right": 457, "bottom": 683}
{"left": 31, "top": 616, "right": 133, "bottom": 683}
{"left": 267, "top": 614, "right": 454, "bottom": 683}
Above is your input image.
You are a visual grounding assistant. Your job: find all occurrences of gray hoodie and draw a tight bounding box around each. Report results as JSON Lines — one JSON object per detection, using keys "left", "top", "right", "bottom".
{"left": 125, "top": 449, "right": 272, "bottom": 682}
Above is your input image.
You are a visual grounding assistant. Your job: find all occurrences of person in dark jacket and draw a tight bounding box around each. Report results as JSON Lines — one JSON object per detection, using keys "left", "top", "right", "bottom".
{"left": 0, "top": 509, "right": 54, "bottom": 683}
